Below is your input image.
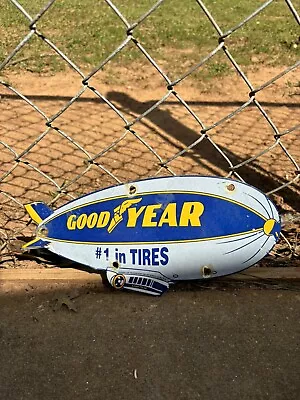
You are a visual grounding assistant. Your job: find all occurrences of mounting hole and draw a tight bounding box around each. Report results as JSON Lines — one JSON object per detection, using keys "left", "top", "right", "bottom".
{"left": 129, "top": 185, "right": 137, "bottom": 195}
{"left": 226, "top": 183, "right": 235, "bottom": 192}
{"left": 202, "top": 266, "right": 212, "bottom": 278}
{"left": 112, "top": 261, "right": 119, "bottom": 269}
{"left": 38, "top": 226, "right": 48, "bottom": 237}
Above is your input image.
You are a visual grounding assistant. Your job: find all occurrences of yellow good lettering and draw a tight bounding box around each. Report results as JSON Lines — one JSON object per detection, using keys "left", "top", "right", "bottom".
{"left": 179, "top": 202, "right": 204, "bottom": 226}
{"left": 97, "top": 211, "right": 110, "bottom": 228}
{"left": 77, "top": 214, "right": 87, "bottom": 229}
{"left": 142, "top": 204, "right": 162, "bottom": 227}
{"left": 67, "top": 214, "right": 77, "bottom": 230}
{"left": 127, "top": 206, "right": 146, "bottom": 227}
{"left": 158, "top": 203, "right": 177, "bottom": 227}
{"left": 87, "top": 212, "right": 98, "bottom": 229}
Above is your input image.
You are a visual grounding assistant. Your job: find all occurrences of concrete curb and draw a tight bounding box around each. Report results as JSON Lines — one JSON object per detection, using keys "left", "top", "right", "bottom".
{"left": 1, "top": 266, "right": 299, "bottom": 282}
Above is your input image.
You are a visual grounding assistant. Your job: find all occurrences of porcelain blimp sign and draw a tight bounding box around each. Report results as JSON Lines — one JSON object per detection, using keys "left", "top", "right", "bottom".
{"left": 23, "top": 176, "right": 281, "bottom": 295}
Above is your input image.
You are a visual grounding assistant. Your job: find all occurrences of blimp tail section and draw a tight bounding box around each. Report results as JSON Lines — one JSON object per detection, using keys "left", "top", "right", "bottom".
{"left": 22, "top": 237, "right": 50, "bottom": 250}
{"left": 23, "top": 202, "right": 53, "bottom": 250}
{"left": 24, "top": 202, "right": 53, "bottom": 224}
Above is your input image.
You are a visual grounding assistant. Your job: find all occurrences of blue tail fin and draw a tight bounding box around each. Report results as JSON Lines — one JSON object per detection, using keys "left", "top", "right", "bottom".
{"left": 22, "top": 237, "right": 50, "bottom": 250}
{"left": 24, "top": 202, "right": 53, "bottom": 224}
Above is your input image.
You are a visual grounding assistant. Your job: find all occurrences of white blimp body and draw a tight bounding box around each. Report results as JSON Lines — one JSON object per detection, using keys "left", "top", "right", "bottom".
{"left": 23, "top": 176, "right": 281, "bottom": 295}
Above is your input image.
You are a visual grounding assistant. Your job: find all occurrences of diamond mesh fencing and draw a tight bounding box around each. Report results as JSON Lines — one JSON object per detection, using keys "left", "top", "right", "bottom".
{"left": 0, "top": 0, "right": 299, "bottom": 265}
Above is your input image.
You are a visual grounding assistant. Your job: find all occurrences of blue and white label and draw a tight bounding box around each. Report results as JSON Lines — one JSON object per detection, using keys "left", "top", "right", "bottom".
{"left": 37, "top": 192, "right": 279, "bottom": 244}
{"left": 94, "top": 246, "right": 169, "bottom": 266}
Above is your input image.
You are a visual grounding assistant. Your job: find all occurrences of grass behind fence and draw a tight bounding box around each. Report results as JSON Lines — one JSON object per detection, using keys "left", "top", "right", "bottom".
{"left": 1, "top": 0, "right": 299, "bottom": 77}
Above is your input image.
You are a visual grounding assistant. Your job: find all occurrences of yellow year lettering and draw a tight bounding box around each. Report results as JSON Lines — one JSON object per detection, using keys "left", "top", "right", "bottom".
{"left": 179, "top": 202, "right": 204, "bottom": 226}
{"left": 127, "top": 206, "right": 146, "bottom": 227}
{"left": 158, "top": 203, "right": 177, "bottom": 227}
{"left": 142, "top": 204, "right": 162, "bottom": 227}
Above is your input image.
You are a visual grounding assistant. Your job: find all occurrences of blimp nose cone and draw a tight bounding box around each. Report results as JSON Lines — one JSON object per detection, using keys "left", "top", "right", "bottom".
{"left": 263, "top": 219, "right": 280, "bottom": 240}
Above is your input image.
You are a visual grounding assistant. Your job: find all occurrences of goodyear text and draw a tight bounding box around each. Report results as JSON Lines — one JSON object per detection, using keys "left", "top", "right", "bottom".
{"left": 67, "top": 198, "right": 204, "bottom": 233}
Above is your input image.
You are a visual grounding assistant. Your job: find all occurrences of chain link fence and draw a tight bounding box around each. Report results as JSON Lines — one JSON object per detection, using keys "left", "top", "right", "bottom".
{"left": 0, "top": 0, "right": 299, "bottom": 265}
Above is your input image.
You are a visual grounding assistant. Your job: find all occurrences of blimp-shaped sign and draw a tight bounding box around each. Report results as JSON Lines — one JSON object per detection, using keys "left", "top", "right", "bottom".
{"left": 23, "top": 176, "right": 280, "bottom": 295}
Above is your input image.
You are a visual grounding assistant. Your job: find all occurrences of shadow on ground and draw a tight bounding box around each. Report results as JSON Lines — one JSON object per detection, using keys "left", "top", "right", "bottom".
{"left": 0, "top": 282, "right": 300, "bottom": 400}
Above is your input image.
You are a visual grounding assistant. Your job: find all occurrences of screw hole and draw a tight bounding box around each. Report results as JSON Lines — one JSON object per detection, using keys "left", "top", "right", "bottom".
{"left": 129, "top": 185, "right": 136, "bottom": 195}
{"left": 202, "top": 266, "right": 212, "bottom": 278}
{"left": 112, "top": 261, "right": 119, "bottom": 268}
{"left": 226, "top": 183, "right": 235, "bottom": 192}
{"left": 38, "top": 226, "right": 48, "bottom": 237}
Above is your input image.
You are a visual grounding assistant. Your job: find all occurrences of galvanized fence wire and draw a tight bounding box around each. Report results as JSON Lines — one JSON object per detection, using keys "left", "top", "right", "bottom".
{"left": 0, "top": 0, "right": 299, "bottom": 259}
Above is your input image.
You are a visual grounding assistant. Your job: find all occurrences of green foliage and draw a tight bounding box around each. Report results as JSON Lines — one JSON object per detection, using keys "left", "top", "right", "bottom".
{"left": 0, "top": 0, "right": 299, "bottom": 76}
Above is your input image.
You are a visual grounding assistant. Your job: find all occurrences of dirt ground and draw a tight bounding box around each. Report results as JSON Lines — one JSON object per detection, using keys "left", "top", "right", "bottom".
{"left": 1, "top": 280, "right": 300, "bottom": 400}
